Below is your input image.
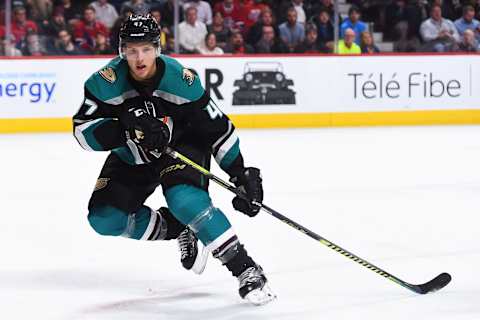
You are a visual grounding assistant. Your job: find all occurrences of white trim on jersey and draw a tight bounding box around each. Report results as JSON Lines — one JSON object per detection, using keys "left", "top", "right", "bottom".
{"left": 126, "top": 139, "right": 146, "bottom": 165}
{"left": 153, "top": 90, "right": 191, "bottom": 105}
{"left": 214, "top": 131, "right": 238, "bottom": 165}
{"left": 74, "top": 118, "right": 105, "bottom": 151}
{"left": 212, "top": 121, "right": 233, "bottom": 151}
{"left": 105, "top": 90, "right": 139, "bottom": 105}
{"left": 164, "top": 116, "right": 174, "bottom": 143}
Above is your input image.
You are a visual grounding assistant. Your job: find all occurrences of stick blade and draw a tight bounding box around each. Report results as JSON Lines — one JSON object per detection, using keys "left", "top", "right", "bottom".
{"left": 415, "top": 272, "right": 452, "bottom": 294}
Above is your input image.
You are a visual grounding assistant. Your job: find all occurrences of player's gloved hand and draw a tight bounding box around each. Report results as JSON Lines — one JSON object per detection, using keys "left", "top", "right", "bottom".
{"left": 230, "top": 167, "right": 263, "bottom": 217}
{"left": 120, "top": 106, "right": 170, "bottom": 152}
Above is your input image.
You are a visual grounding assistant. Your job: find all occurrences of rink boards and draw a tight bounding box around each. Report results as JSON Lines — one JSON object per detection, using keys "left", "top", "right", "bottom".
{"left": 0, "top": 54, "right": 478, "bottom": 133}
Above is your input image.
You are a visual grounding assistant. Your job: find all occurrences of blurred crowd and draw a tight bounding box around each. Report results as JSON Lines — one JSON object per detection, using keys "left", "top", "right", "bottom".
{"left": 0, "top": 0, "right": 479, "bottom": 57}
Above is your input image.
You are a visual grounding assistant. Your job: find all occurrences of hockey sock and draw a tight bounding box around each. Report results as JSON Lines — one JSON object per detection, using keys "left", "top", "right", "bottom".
{"left": 213, "top": 242, "right": 256, "bottom": 277}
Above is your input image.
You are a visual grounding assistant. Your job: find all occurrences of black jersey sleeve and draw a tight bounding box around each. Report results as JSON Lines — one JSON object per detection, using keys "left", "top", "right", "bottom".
{"left": 181, "top": 93, "right": 246, "bottom": 178}
{"left": 73, "top": 87, "right": 126, "bottom": 151}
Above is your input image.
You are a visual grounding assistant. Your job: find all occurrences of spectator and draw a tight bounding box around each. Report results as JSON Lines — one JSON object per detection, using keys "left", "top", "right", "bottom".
{"left": 93, "top": 32, "right": 114, "bottom": 54}
{"left": 427, "top": 0, "right": 459, "bottom": 21}
{"left": 213, "top": 0, "right": 242, "bottom": 30}
{"left": 20, "top": 29, "right": 45, "bottom": 56}
{"left": 310, "top": 8, "right": 334, "bottom": 52}
{"left": 276, "top": 0, "right": 306, "bottom": 25}
{"left": 89, "top": 0, "right": 119, "bottom": 29}
{"left": 360, "top": 31, "right": 380, "bottom": 53}
{"left": 246, "top": 8, "right": 278, "bottom": 46}
{"left": 294, "top": 23, "right": 323, "bottom": 53}
{"left": 224, "top": 30, "right": 255, "bottom": 53}
{"left": 184, "top": 0, "right": 213, "bottom": 26}
{"left": 308, "top": 0, "right": 340, "bottom": 25}
{"left": 42, "top": 10, "right": 67, "bottom": 38}
{"left": 121, "top": 0, "right": 150, "bottom": 15}
{"left": 11, "top": 6, "right": 39, "bottom": 46}
{"left": 178, "top": 6, "right": 208, "bottom": 53}
{"left": 49, "top": 28, "right": 87, "bottom": 55}
{"left": 340, "top": 5, "right": 367, "bottom": 45}
{"left": 150, "top": 8, "right": 169, "bottom": 52}
{"left": 456, "top": 29, "right": 479, "bottom": 52}
{"left": 0, "top": 37, "right": 23, "bottom": 56}
{"left": 454, "top": 5, "right": 480, "bottom": 42}
{"left": 150, "top": 8, "right": 167, "bottom": 29}
{"left": 254, "top": 25, "right": 288, "bottom": 53}
{"left": 54, "top": 0, "right": 83, "bottom": 24}
{"left": 208, "top": 11, "right": 231, "bottom": 50}
{"left": 197, "top": 32, "right": 224, "bottom": 54}
{"left": 279, "top": 7, "right": 305, "bottom": 52}
{"left": 420, "top": 4, "right": 460, "bottom": 52}
{"left": 337, "top": 28, "right": 361, "bottom": 54}
{"left": 237, "top": 0, "right": 269, "bottom": 32}
{"left": 348, "top": 0, "right": 385, "bottom": 27}
{"left": 74, "top": 6, "right": 109, "bottom": 53}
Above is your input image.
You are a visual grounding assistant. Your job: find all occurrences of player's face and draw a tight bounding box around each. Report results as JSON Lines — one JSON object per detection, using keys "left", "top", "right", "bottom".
{"left": 124, "top": 42, "right": 157, "bottom": 81}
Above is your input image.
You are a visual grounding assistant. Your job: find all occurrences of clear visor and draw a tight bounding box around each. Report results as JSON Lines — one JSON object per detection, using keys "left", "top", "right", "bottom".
{"left": 119, "top": 39, "right": 161, "bottom": 59}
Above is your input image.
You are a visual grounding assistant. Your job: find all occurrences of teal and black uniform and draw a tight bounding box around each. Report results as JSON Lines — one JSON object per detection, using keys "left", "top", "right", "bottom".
{"left": 73, "top": 55, "right": 245, "bottom": 249}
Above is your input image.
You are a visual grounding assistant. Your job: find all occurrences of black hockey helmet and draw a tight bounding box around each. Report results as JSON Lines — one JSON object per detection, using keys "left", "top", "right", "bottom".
{"left": 119, "top": 14, "right": 161, "bottom": 58}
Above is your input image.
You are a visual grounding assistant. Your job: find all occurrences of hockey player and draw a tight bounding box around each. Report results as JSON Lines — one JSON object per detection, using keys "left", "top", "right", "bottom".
{"left": 73, "top": 13, "right": 275, "bottom": 305}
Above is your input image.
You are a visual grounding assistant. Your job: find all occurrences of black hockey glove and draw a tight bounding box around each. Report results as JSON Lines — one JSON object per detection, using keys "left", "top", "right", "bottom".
{"left": 230, "top": 167, "right": 263, "bottom": 217}
{"left": 120, "top": 106, "right": 170, "bottom": 152}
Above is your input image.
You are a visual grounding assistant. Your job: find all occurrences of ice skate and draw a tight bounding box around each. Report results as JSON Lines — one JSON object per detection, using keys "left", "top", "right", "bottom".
{"left": 238, "top": 265, "right": 276, "bottom": 306}
{"left": 178, "top": 227, "right": 208, "bottom": 274}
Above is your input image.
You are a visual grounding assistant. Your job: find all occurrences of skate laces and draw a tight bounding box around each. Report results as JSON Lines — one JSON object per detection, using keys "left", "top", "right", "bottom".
{"left": 178, "top": 228, "right": 195, "bottom": 260}
{"left": 238, "top": 266, "right": 264, "bottom": 286}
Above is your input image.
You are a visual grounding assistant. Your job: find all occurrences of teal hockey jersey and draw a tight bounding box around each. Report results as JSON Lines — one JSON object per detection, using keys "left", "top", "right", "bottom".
{"left": 73, "top": 55, "right": 243, "bottom": 175}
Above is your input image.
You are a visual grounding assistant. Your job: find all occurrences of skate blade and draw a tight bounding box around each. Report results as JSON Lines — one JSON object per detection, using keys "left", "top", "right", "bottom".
{"left": 244, "top": 284, "right": 277, "bottom": 306}
{"left": 191, "top": 242, "right": 208, "bottom": 275}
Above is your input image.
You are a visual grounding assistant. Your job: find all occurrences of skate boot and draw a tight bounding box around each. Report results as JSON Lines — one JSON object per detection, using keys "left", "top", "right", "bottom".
{"left": 177, "top": 227, "right": 208, "bottom": 274}
{"left": 238, "top": 265, "right": 276, "bottom": 306}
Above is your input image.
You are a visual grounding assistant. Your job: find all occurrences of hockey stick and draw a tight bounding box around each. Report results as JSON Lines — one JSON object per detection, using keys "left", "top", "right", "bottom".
{"left": 165, "top": 147, "right": 452, "bottom": 295}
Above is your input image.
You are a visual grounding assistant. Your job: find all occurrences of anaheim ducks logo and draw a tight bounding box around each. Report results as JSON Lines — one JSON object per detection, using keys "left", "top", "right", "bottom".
{"left": 182, "top": 68, "right": 195, "bottom": 86}
{"left": 99, "top": 67, "right": 116, "bottom": 83}
{"left": 94, "top": 178, "right": 110, "bottom": 191}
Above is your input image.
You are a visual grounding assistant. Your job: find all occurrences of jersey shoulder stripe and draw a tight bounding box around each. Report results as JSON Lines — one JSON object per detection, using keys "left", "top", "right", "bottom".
{"left": 156, "top": 55, "right": 205, "bottom": 105}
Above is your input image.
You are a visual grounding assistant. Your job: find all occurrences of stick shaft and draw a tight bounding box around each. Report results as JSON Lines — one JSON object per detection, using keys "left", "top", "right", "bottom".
{"left": 165, "top": 147, "right": 418, "bottom": 293}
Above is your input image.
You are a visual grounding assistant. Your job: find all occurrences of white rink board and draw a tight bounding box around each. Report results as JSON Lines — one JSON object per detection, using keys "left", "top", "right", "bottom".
{"left": 0, "top": 54, "right": 478, "bottom": 119}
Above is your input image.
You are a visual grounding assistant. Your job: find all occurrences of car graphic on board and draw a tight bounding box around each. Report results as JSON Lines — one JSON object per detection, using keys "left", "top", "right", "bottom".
{"left": 232, "top": 62, "right": 296, "bottom": 105}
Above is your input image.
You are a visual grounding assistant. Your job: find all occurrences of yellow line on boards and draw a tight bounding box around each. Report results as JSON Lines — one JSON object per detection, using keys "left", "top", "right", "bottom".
{"left": 230, "top": 110, "right": 480, "bottom": 128}
{"left": 0, "top": 118, "right": 72, "bottom": 133}
{"left": 1, "top": 109, "right": 480, "bottom": 133}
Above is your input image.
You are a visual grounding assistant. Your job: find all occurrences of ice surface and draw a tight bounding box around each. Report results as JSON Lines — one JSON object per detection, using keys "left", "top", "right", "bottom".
{"left": 1, "top": 126, "right": 479, "bottom": 320}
